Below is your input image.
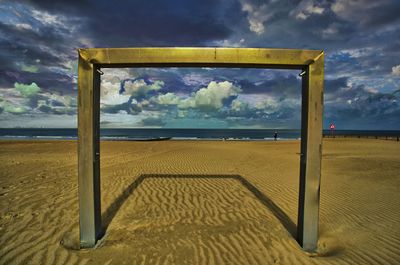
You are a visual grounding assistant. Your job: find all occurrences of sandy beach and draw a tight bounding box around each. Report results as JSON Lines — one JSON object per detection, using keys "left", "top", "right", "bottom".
{"left": 0, "top": 138, "right": 399, "bottom": 265}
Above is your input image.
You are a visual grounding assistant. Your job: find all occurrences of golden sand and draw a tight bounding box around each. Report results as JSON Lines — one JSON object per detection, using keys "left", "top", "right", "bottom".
{"left": 0, "top": 139, "right": 399, "bottom": 264}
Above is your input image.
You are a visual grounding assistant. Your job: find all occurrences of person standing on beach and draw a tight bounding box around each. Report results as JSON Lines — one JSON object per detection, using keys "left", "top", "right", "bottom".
{"left": 274, "top": 131, "right": 278, "bottom": 141}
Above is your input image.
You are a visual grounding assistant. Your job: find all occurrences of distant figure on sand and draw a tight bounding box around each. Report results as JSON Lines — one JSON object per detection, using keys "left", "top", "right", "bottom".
{"left": 274, "top": 131, "right": 278, "bottom": 141}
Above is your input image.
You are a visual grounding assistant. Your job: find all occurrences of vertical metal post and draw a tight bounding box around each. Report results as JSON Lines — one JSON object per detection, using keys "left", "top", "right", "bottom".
{"left": 297, "top": 53, "right": 324, "bottom": 251}
{"left": 78, "top": 50, "right": 102, "bottom": 248}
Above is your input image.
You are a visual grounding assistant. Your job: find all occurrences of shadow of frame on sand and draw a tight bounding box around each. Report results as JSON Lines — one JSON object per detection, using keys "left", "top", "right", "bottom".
{"left": 101, "top": 174, "right": 297, "bottom": 241}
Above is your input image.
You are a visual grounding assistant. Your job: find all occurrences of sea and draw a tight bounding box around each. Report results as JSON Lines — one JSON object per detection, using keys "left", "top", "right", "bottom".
{"left": 0, "top": 128, "right": 399, "bottom": 141}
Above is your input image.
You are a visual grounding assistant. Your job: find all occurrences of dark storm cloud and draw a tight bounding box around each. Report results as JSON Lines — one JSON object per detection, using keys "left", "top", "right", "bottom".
{"left": 1, "top": 0, "right": 400, "bottom": 129}
{"left": 238, "top": 0, "right": 400, "bottom": 50}
{"left": 236, "top": 0, "right": 400, "bottom": 84}
{"left": 0, "top": 21, "right": 65, "bottom": 74}
{"left": 0, "top": 20, "right": 72, "bottom": 60}
{"left": 17, "top": 0, "right": 232, "bottom": 47}
{"left": 330, "top": 0, "right": 400, "bottom": 29}
{"left": 238, "top": 74, "right": 301, "bottom": 97}
{"left": 16, "top": 0, "right": 91, "bottom": 11}
{"left": 325, "top": 76, "right": 348, "bottom": 94}
{"left": 0, "top": 3, "right": 81, "bottom": 93}
{"left": 1, "top": 0, "right": 234, "bottom": 107}
{"left": 234, "top": 0, "right": 400, "bottom": 121}
{"left": 0, "top": 70, "right": 74, "bottom": 94}
{"left": 324, "top": 79, "right": 400, "bottom": 129}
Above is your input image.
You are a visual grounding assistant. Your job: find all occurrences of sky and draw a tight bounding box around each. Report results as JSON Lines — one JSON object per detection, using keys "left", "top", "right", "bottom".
{"left": 0, "top": 0, "right": 399, "bottom": 130}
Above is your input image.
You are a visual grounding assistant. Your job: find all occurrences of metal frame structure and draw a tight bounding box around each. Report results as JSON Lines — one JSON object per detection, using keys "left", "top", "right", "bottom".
{"left": 78, "top": 47, "right": 324, "bottom": 251}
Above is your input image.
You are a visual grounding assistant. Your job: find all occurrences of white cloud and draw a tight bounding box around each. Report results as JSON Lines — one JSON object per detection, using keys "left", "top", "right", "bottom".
{"left": 15, "top": 23, "right": 32, "bottom": 30}
{"left": 177, "top": 110, "right": 187, "bottom": 118}
{"left": 0, "top": 83, "right": 78, "bottom": 116}
{"left": 78, "top": 37, "right": 94, "bottom": 48}
{"left": 322, "top": 24, "right": 339, "bottom": 39}
{"left": 14, "top": 82, "right": 40, "bottom": 97}
{"left": 101, "top": 92, "right": 131, "bottom": 106}
{"left": 31, "top": 9, "right": 66, "bottom": 28}
{"left": 177, "top": 97, "right": 196, "bottom": 109}
{"left": 182, "top": 73, "right": 210, "bottom": 86}
{"left": 391, "top": 65, "right": 400, "bottom": 76}
{"left": 100, "top": 80, "right": 130, "bottom": 105}
{"left": 42, "top": 92, "right": 76, "bottom": 107}
{"left": 231, "top": 99, "right": 248, "bottom": 112}
{"left": 100, "top": 68, "right": 165, "bottom": 106}
{"left": 296, "top": 13, "right": 307, "bottom": 20}
{"left": 255, "top": 97, "right": 279, "bottom": 114}
{"left": 151, "top": 81, "right": 241, "bottom": 111}
{"left": 239, "top": 0, "right": 271, "bottom": 35}
{"left": 0, "top": 100, "right": 29, "bottom": 114}
{"left": 291, "top": 0, "right": 325, "bottom": 20}
{"left": 156, "top": 92, "right": 181, "bottom": 105}
{"left": 214, "top": 38, "right": 246, "bottom": 47}
{"left": 338, "top": 47, "right": 375, "bottom": 58}
{"left": 331, "top": 0, "right": 370, "bottom": 19}
{"left": 192, "top": 81, "right": 241, "bottom": 110}
{"left": 152, "top": 81, "right": 242, "bottom": 111}
{"left": 123, "top": 79, "right": 164, "bottom": 96}
{"left": 102, "top": 68, "right": 131, "bottom": 82}
{"left": 20, "top": 63, "right": 39, "bottom": 73}
{"left": 331, "top": 0, "right": 386, "bottom": 24}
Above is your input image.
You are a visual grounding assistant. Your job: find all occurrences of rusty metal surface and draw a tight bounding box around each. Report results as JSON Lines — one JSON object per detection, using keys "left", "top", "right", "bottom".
{"left": 77, "top": 47, "right": 324, "bottom": 251}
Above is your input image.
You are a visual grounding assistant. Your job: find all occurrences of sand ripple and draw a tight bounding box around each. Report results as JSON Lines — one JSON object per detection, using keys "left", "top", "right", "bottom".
{"left": 1, "top": 139, "right": 400, "bottom": 264}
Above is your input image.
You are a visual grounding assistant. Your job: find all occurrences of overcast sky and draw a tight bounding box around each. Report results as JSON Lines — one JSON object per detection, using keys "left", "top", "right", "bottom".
{"left": 0, "top": 0, "right": 399, "bottom": 129}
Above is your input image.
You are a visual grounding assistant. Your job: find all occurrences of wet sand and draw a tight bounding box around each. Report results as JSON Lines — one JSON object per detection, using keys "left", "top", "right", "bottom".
{"left": 0, "top": 139, "right": 399, "bottom": 264}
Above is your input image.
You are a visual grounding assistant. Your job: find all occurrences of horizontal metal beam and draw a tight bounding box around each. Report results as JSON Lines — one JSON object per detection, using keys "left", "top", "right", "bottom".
{"left": 78, "top": 47, "right": 322, "bottom": 69}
